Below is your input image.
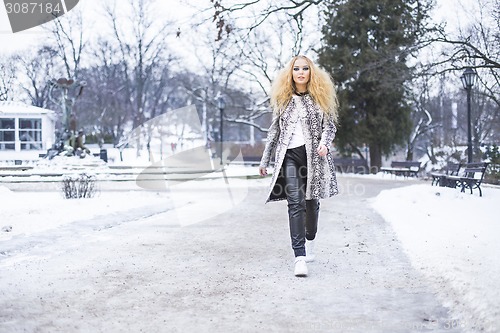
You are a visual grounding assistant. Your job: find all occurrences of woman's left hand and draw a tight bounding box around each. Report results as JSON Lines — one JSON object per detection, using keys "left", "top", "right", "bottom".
{"left": 317, "top": 144, "right": 328, "bottom": 157}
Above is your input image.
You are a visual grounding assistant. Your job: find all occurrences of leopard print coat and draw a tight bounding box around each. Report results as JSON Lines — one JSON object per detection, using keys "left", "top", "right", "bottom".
{"left": 259, "top": 94, "right": 339, "bottom": 203}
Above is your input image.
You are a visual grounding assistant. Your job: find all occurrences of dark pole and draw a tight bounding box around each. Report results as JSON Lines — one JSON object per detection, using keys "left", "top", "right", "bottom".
{"left": 466, "top": 86, "right": 473, "bottom": 163}
{"left": 460, "top": 68, "right": 477, "bottom": 163}
{"left": 220, "top": 106, "right": 223, "bottom": 165}
{"left": 217, "top": 96, "right": 225, "bottom": 166}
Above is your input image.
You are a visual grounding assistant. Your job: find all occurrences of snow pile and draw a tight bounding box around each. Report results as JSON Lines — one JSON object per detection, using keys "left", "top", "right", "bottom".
{"left": 371, "top": 184, "right": 500, "bottom": 333}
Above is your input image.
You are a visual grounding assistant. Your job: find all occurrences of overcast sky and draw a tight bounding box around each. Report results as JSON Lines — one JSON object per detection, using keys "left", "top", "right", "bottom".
{"left": 0, "top": 0, "right": 482, "bottom": 57}
{"left": 0, "top": 0, "right": 199, "bottom": 55}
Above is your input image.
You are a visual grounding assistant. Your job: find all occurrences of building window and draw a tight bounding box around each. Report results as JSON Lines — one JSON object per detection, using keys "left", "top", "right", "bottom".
{"left": 19, "top": 118, "right": 42, "bottom": 150}
{"left": 0, "top": 118, "right": 15, "bottom": 150}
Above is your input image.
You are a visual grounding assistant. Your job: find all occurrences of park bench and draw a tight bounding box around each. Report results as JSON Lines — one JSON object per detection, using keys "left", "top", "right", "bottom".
{"left": 334, "top": 157, "right": 369, "bottom": 174}
{"left": 443, "top": 162, "right": 489, "bottom": 197}
{"left": 380, "top": 161, "right": 421, "bottom": 177}
{"left": 430, "top": 162, "right": 461, "bottom": 186}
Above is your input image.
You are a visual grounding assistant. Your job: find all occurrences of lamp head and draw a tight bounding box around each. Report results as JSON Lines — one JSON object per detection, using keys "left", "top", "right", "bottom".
{"left": 461, "top": 67, "right": 477, "bottom": 89}
{"left": 217, "top": 96, "right": 226, "bottom": 110}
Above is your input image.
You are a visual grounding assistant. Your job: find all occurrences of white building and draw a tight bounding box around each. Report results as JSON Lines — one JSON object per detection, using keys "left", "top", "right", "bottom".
{"left": 0, "top": 102, "right": 56, "bottom": 160}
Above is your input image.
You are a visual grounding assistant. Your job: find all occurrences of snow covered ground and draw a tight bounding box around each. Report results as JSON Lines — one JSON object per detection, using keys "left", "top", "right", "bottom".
{"left": 1, "top": 166, "right": 499, "bottom": 332}
{"left": 371, "top": 184, "right": 500, "bottom": 333}
{"left": 0, "top": 163, "right": 253, "bottom": 240}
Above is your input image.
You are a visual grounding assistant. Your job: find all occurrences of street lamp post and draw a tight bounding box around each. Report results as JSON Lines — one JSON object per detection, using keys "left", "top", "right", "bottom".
{"left": 217, "top": 96, "right": 226, "bottom": 165}
{"left": 460, "top": 67, "right": 478, "bottom": 163}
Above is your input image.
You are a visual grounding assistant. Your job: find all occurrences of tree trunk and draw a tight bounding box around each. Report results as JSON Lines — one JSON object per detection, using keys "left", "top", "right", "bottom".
{"left": 369, "top": 143, "right": 382, "bottom": 173}
{"left": 406, "top": 142, "right": 414, "bottom": 161}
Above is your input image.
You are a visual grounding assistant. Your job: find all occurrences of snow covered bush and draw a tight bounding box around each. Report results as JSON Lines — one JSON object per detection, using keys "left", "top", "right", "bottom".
{"left": 61, "top": 173, "right": 97, "bottom": 199}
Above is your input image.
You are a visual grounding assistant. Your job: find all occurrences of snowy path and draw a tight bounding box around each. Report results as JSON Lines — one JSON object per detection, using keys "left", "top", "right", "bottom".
{"left": 0, "top": 176, "right": 463, "bottom": 332}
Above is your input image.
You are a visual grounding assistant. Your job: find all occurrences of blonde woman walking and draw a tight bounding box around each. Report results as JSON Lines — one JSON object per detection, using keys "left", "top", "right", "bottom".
{"left": 259, "top": 55, "right": 340, "bottom": 277}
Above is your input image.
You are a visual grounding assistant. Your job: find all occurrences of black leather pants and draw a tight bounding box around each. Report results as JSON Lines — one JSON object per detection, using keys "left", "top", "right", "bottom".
{"left": 283, "top": 145, "right": 320, "bottom": 257}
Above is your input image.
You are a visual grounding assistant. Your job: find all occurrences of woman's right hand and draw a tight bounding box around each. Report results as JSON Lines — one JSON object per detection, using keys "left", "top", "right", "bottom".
{"left": 259, "top": 167, "right": 268, "bottom": 177}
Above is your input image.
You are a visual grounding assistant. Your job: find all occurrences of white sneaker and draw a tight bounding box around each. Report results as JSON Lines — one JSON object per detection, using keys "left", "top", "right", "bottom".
{"left": 305, "top": 239, "right": 315, "bottom": 262}
{"left": 294, "top": 256, "right": 308, "bottom": 277}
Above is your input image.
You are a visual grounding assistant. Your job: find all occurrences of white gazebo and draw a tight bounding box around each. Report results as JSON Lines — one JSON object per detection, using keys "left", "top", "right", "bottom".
{"left": 0, "top": 102, "right": 56, "bottom": 160}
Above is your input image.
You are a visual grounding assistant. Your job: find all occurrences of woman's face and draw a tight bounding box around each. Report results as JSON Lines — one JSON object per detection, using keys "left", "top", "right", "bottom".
{"left": 292, "top": 58, "right": 310, "bottom": 91}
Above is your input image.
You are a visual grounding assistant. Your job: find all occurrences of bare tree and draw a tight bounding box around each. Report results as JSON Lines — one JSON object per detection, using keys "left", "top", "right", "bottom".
{"left": 185, "top": 3, "right": 317, "bottom": 137}
{"left": 215, "top": 27, "right": 289, "bottom": 133}
{"left": 180, "top": 22, "right": 288, "bottom": 147}
{"left": 168, "top": 0, "right": 326, "bottom": 147}
{"left": 47, "top": 10, "right": 86, "bottom": 80}
{"left": 406, "top": 77, "right": 441, "bottom": 162}
{"left": 105, "top": 0, "right": 175, "bottom": 155}
{"left": 77, "top": 40, "right": 128, "bottom": 146}
{"left": 16, "top": 46, "right": 59, "bottom": 108}
{"left": 471, "top": 89, "right": 500, "bottom": 155}
{"left": 429, "top": 0, "right": 499, "bottom": 106}
{"left": 0, "top": 56, "right": 18, "bottom": 101}
{"left": 401, "top": 0, "right": 499, "bottom": 166}
{"left": 206, "top": 0, "right": 323, "bottom": 43}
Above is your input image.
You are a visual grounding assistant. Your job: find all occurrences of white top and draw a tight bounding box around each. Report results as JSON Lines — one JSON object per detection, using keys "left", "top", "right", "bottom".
{"left": 288, "top": 117, "right": 305, "bottom": 148}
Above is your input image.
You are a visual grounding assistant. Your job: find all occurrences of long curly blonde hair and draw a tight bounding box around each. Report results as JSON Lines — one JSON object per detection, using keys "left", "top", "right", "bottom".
{"left": 270, "top": 55, "right": 339, "bottom": 123}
